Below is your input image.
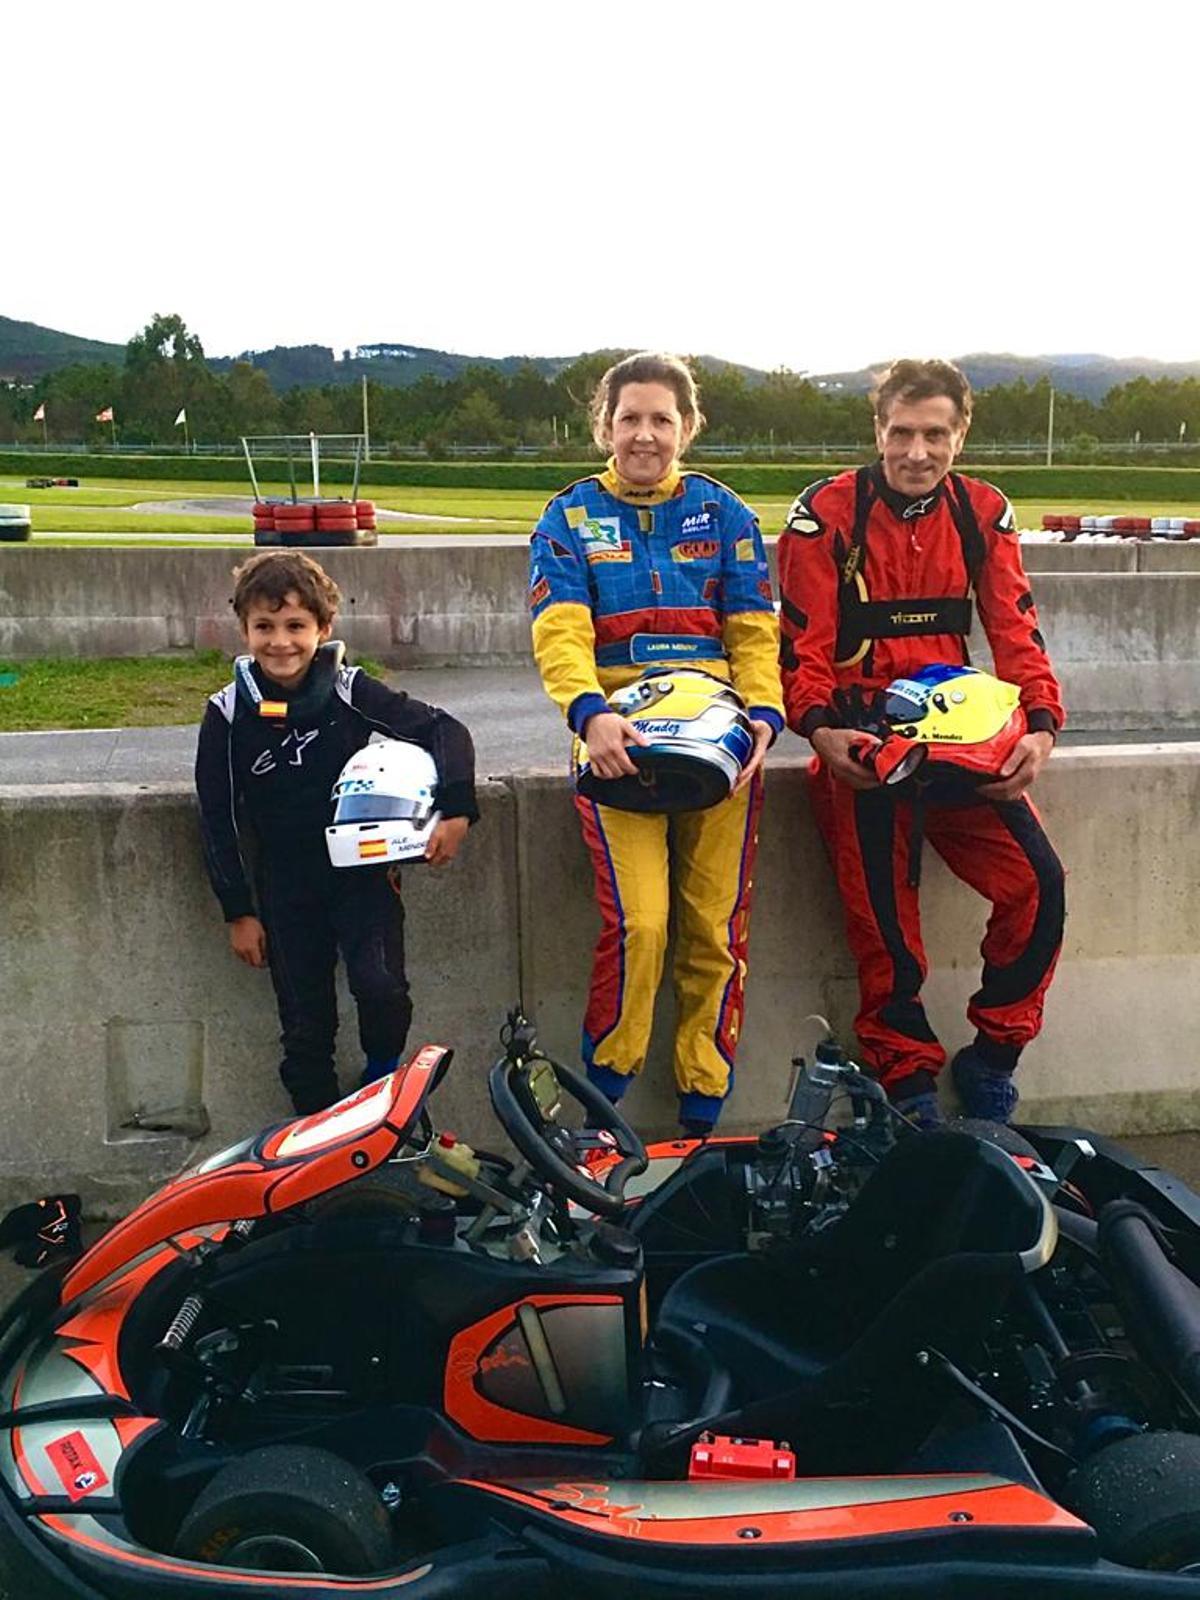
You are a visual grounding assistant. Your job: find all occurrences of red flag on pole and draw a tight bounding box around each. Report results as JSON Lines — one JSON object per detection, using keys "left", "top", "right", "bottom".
{"left": 96, "top": 406, "right": 114, "bottom": 423}
{"left": 33, "top": 403, "right": 46, "bottom": 422}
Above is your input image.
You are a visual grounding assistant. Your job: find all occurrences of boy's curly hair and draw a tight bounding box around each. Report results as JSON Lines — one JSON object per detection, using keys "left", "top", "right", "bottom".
{"left": 231, "top": 551, "right": 341, "bottom": 627}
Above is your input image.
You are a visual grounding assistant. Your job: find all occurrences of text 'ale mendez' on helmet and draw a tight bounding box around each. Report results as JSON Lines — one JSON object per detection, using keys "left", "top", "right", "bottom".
{"left": 575, "top": 668, "right": 754, "bottom": 814}
{"left": 326, "top": 738, "right": 442, "bottom": 866}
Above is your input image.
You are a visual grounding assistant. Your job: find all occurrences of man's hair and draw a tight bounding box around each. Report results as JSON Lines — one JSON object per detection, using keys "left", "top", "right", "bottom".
{"left": 589, "top": 351, "right": 706, "bottom": 450}
{"left": 231, "top": 550, "right": 341, "bottom": 626}
{"left": 871, "top": 358, "right": 973, "bottom": 427}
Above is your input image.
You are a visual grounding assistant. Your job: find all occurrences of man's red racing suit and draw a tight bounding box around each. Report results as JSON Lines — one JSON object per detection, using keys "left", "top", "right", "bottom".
{"left": 779, "top": 463, "right": 1066, "bottom": 1096}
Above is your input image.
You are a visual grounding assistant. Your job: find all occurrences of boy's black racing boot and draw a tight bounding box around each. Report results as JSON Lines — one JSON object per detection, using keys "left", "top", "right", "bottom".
{"left": 952, "top": 1036, "right": 1020, "bottom": 1124}
{"left": 290, "top": 1080, "right": 342, "bottom": 1116}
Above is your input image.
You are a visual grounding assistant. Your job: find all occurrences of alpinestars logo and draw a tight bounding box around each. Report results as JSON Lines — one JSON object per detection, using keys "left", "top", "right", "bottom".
{"left": 903, "top": 494, "right": 937, "bottom": 520}
{"left": 250, "top": 729, "right": 320, "bottom": 775}
{"left": 785, "top": 494, "right": 822, "bottom": 536}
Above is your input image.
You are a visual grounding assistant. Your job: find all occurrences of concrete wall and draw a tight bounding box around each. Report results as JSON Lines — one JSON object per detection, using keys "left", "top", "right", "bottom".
{"left": 2, "top": 546, "right": 1197, "bottom": 728}
{"left": 2, "top": 746, "right": 1198, "bottom": 1213}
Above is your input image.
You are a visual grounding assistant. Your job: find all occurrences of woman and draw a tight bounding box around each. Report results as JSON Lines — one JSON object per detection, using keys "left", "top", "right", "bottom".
{"left": 529, "top": 352, "right": 783, "bottom": 1135}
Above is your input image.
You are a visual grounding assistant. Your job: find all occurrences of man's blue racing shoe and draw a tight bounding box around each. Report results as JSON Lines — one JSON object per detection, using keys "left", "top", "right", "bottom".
{"left": 952, "top": 1044, "right": 1019, "bottom": 1123}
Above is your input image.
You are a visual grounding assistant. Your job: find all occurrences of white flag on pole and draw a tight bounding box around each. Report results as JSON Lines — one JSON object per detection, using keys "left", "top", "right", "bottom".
{"left": 174, "top": 408, "right": 187, "bottom": 426}
{"left": 33, "top": 402, "right": 45, "bottom": 422}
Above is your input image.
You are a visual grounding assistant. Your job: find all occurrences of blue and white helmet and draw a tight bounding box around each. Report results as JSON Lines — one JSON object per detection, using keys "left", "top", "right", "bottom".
{"left": 326, "top": 740, "right": 441, "bottom": 867}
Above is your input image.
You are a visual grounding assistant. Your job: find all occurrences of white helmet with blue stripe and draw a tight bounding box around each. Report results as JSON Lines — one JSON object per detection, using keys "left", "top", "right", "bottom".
{"left": 576, "top": 669, "right": 754, "bottom": 813}
{"left": 326, "top": 739, "right": 441, "bottom": 867}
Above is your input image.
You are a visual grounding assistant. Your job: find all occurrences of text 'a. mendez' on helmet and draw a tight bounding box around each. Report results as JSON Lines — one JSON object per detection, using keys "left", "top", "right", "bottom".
{"left": 326, "top": 739, "right": 441, "bottom": 867}
{"left": 880, "top": 665, "right": 1026, "bottom": 784}
{"left": 577, "top": 668, "right": 754, "bottom": 814}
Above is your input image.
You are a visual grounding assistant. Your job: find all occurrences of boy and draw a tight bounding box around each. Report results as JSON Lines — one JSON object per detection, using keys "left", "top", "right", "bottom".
{"left": 195, "top": 551, "right": 477, "bottom": 1115}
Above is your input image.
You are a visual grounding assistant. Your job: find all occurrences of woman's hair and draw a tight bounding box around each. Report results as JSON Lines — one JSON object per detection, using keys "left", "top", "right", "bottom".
{"left": 871, "top": 358, "right": 974, "bottom": 427}
{"left": 589, "top": 351, "right": 706, "bottom": 450}
{"left": 231, "top": 550, "right": 341, "bottom": 626}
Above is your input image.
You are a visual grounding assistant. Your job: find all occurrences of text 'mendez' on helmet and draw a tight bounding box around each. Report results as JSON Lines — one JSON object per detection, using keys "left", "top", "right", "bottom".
{"left": 877, "top": 664, "right": 1028, "bottom": 784}
{"left": 576, "top": 668, "right": 754, "bottom": 814}
{"left": 326, "top": 739, "right": 441, "bottom": 867}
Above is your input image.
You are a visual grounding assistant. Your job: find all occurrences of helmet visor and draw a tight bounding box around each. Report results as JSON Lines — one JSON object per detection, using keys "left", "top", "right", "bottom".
{"left": 332, "top": 794, "right": 433, "bottom": 825}
{"left": 883, "top": 684, "right": 929, "bottom": 724}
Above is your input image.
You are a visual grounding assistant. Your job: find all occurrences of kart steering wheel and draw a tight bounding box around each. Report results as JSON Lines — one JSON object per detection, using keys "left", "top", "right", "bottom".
{"left": 488, "top": 1042, "right": 647, "bottom": 1221}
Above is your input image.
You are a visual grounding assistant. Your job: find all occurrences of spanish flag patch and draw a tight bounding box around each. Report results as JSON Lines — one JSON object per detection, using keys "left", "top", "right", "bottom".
{"left": 258, "top": 701, "right": 288, "bottom": 719}
{"left": 357, "top": 839, "right": 389, "bottom": 860}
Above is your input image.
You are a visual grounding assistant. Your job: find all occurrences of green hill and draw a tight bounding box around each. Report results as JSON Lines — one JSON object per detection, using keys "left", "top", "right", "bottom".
{"left": 208, "top": 342, "right": 768, "bottom": 391}
{"left": 0, "top": 315, "right": 125, "bottom": 380}
{"left": 6, "top": 310, "right": 1200, "bottom": 403}
{"left": 814, "top": 351, "right": 1200, "bottom": 401}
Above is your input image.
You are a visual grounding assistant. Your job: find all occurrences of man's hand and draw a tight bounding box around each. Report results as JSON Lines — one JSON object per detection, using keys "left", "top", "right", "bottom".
{"left": 810, "top": 726, "right": 882, "bottom": 790}
{"left": 425, "top": 815, "right": 470, "bottom": 866}
{"left": 977, "top": 730, "right": 1054, "bottom": 801}
{"left": 732, "top": 719, "right": 775, "bottom": 794}
{"left": 582, "top": 710, "right": 650, "bottom": 779}
{"left": 229, "top": 915, "right": 268, "bottom": 968}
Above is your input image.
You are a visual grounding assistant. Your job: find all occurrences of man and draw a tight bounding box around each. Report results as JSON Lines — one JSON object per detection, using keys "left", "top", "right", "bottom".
{"left": 778, "top": 358, "right": 1065, "bottom": 1126}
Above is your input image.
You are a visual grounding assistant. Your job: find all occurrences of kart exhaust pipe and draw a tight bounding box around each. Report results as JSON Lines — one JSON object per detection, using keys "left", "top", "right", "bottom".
{"left": 1099, "top": 1199, "right": 1200, "bottom": 1416}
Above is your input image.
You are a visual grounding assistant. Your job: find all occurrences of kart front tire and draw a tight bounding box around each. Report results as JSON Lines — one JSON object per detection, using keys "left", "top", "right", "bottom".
{"left": 945, "top": 1117, "right": 1041, "bottom": 1160}
{"left": 175, "top": 1444, "right": 393, "bottom": 1575}
{"left": 1068, "top": 1430, "right": 1200, "bottom": 1572}
{"left": 306, "top": 1164, "right": 421, "bottom": 1220}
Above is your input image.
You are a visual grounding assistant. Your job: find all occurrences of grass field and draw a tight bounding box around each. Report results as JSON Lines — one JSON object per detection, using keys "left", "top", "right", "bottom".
{"left": 0, "top": 652, "right": 232, "bottom": 730}
{"left": 4, "top": 476, "right": 1198, "bottom": 545}
{"left": 0, "top": 650, "right": 388, "bottom": 731}
{"left": 0, "top": 477, "right": 536, "bottom": 537}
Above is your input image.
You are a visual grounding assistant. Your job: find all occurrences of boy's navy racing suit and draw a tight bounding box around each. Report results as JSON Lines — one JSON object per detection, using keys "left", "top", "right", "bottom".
{"left": 195, "top": 649, "right": 477, "bottom": 1112}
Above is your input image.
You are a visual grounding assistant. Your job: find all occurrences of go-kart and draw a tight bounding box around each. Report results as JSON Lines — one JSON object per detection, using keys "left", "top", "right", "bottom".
{"left": 5, "top": 1017, "right": 1200, "bottom": 1598}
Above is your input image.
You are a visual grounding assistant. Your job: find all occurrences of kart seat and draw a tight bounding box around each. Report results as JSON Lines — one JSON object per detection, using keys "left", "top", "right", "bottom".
{"left": 647, "top": 1130, "right": 1055, "bottom": 1468}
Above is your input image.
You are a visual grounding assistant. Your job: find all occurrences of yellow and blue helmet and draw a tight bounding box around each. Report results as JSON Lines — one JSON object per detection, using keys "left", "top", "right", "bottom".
{"left": 879, "top": 665, "right": 1027, "bottom": 783}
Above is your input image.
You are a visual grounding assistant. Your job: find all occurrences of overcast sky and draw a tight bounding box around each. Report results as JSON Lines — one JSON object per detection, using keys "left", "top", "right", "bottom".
{"left": 9, "top": 1, "right": 1198, "bottom": 374}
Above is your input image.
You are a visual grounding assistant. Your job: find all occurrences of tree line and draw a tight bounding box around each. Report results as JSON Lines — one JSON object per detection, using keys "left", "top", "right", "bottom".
{"left": 3, "top": 314, "right": 1199, "bottom": 453}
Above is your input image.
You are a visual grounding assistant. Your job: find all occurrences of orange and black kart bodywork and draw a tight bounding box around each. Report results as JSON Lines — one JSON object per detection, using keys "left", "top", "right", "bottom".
{"left": 5, "top": 1047, "right": 1200, "bottom": 1596}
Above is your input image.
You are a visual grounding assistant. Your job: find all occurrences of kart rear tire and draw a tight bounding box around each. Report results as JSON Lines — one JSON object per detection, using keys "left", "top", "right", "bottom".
{"left": 1067, "top": 1430, "right": 1200, "bottom": 1571}
{"left": 175, "top": 1444, "right": 392, "bottom": 1575}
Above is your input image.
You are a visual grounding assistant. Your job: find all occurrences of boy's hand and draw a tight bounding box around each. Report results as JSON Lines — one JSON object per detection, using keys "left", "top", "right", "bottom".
{"left": 426, "top": 816, "right": 469, "bottom": 867}
{"left": 229, "top": 915, "right": 268, "bottom": 967}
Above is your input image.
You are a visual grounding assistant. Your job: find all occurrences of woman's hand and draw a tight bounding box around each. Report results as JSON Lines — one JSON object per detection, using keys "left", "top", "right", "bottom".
{"left": 732, "top": 719, "right": 775, "bottom": 793}
{"left": 229, "top": 915, "right": 268, "bottom": 968}
{"left": 425, "top": 815, "right": 470, "bottom": 866}
{"left": 583, "top": 710, "right": 650, "bottom": 779}
{"left": 810, "top": 726, "right": 882, "bottom": 790}
{"left": 977, "top": 731, "right": 1054, "bottom": 801}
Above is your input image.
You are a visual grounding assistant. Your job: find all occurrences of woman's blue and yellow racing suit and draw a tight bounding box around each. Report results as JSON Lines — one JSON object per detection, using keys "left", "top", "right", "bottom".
{"left": 530, "top": 461, "right": 782, "bottom": 1128}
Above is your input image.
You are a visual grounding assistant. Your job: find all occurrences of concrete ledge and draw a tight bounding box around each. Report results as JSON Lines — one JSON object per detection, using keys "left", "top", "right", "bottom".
{"left": 2, "top": 746, "right": 1198, "bottom": 1212}
{"left": 1, "top": 548, "right": 1199, "bottom": 728}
